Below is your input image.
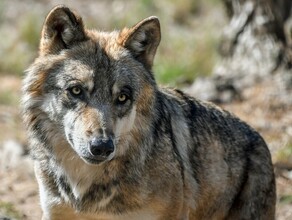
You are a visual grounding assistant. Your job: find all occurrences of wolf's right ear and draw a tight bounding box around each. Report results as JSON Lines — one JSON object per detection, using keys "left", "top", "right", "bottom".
{"left": 40, "top": 5, "right": 87, "bottom": 55}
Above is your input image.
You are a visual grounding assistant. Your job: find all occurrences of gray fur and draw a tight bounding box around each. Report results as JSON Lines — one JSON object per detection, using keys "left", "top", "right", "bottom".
{"left": 22, "top": 5, "right": 276, "bottom": 220}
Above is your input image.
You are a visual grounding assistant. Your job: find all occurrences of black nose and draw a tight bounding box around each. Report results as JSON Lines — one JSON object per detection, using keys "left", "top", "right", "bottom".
{"left": 89, "top": 138, "right": 115, "bottom": 157}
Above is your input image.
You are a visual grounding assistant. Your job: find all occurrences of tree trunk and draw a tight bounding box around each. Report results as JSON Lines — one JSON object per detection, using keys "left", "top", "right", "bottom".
{"left": 220, "top": 0, "right": 292, "bottom": 68}
{"left": 189, "top": 0, "right": 292, "bottom": 103}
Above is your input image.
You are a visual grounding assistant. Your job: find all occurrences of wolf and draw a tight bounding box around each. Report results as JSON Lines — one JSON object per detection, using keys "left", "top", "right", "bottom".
{"left": 22, "top": 5, "right": 276, "bottom": 220}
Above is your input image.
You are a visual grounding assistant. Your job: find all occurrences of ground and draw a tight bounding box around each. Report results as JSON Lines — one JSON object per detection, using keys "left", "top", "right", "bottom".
{"left": 0, "top": 74, "right": 291, "bottom": 220}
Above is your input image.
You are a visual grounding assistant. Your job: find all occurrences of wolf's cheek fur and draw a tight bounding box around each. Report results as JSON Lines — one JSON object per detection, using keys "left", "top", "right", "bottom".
{"left": 114, "top": 105, "right": 137, "bottom": 156}
{"left": 41, "top": 94, "right": 64, "bottom": 122}
{"left": 63, "top": 110, "right": 84, "bottom": 154}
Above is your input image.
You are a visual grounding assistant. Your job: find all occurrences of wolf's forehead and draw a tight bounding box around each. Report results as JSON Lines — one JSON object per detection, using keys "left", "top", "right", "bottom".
{"left": 60, "top": 60, "right": 95, "bottom": 89}
{"left": 59, "top": 58, "right": 132, "bottom": 92}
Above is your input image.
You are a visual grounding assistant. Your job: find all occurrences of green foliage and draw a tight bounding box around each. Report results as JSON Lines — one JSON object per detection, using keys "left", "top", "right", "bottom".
{"left": 0, "top": 44, "right": 31, "bottom": 76}
{"left": 173, "top": 0, "right": 201, "bottom": 25}
{"left": 279, "top": 195, "right": 292, "bottom": 204}
{"left": 0, "top": 90, "right": 18, "bottom": 106}
{"left": 0, "top": 0, "right": 225, "bottom": 85}
{"left": 0, "top": 201, "right": 21, "bottom": 219}
{"left": 0, "top": 12, "right": 41, "bottom": 75}
{"left": 154, "top": 30, "right": 218, "bottom": 87}
{"left": 0, "top": 1, "right": 4, "bottom": 23}
{"left": 19, "top": 14, "right": 41, "bottom": 51}
{"left": 155, "top": 63, "right": 192, "bottom": 87}
{"left": 276, "top": 143, "right": 292, "bottom": 163}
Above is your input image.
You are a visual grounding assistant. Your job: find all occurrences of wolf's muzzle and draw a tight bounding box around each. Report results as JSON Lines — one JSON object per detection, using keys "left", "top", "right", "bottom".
{"left": 89, "top": 138, "right": 115, "bottom": 158}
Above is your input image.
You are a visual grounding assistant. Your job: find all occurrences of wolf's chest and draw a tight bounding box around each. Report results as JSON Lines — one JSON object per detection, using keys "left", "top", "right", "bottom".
{"left": 53, "top": 156, "right": 141, "bottom": 215}
{"left": 54, "top": 163, "right": 118, "bottom": 210}
{"left": 55, "top": 169, "right": 150, "bottom": 216}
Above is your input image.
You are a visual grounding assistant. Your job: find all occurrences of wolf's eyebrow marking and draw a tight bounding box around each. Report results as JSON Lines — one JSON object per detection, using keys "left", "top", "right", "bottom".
{"left": 119, "top": 86, "right": 132, "bottom": 95}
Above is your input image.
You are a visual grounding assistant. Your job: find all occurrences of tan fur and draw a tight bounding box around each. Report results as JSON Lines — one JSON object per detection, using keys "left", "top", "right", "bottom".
{"left": 22, "top": 5, "right": 276, "bottom": 220}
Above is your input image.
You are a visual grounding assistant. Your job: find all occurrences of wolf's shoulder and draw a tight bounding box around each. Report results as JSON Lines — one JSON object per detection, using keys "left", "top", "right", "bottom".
{"left": 158, "top": 87, "right": 228, "bottom": 117}
{"left": 158, "top": 87, "right": 262, "bottom": 143}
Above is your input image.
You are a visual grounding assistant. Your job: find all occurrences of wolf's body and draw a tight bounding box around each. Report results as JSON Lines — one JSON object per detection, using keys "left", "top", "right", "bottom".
{"left": 22, "top": 5, "right": 276, "bottom": 220}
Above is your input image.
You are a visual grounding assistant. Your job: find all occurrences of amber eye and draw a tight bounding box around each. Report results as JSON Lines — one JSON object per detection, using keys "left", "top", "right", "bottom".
{"left": 115, "top": 87, "right": 132, "bottom": 105}
{"left": 72, "top": 87, "right": 81, "bottom": 95}
{"left": 68, "top": 86, "right": 83, "bottom": 97}
{"left": 118, "top": 94, "right": 127, "bottom": 103}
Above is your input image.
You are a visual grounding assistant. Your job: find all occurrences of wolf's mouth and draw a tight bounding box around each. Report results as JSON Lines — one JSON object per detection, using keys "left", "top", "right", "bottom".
{"left": 81, "top": 151, "right": 115, "bottom": 165}
{"left": 82, "top": 156, "right": 107, "bottom": 165}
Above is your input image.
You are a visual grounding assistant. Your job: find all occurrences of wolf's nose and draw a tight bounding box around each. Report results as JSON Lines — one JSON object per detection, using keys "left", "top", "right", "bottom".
{"left": 89, "top": 138, "right": 114, "bottom": 157}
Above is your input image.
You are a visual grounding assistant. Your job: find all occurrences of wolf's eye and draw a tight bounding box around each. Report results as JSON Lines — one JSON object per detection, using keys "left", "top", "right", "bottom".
{"left": 117, "top": 94, "right": 128, "bottom": 104}
{"left": 68, "top": 86, "right": 83, "bottom": 97}
{"left": 72, "top": 87, "right": 81, "bottom": 95}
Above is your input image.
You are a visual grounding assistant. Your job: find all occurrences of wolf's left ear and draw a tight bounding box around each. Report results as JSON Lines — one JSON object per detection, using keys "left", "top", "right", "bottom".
{"left": 119, "top": 17, "right": 161, "bottom": 69}
{"left": 40, "top": 5, "right": 87, "bottom": 55}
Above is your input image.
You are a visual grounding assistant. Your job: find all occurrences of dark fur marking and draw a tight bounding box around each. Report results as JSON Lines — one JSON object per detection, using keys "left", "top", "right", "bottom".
{"left": 58, "top": 175, "right": 73, "bottom": 196}
{"left": 154, "top": 93, "right": 185, "bottom": 186}
{"left": 172, "top": 90, "right": 203, "bottom": 185}
{"left": 32, "top": 119, "right": 52, "bottom": 147}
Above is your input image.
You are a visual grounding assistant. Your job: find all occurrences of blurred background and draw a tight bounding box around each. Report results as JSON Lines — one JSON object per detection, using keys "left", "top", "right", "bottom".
{"left": 0, "top": 0, "right": 291, "bottom": 219}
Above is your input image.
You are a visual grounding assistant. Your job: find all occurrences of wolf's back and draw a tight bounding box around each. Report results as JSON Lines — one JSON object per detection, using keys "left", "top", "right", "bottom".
{"left": 156, "top": 88, "right": 276, "bottom": 219}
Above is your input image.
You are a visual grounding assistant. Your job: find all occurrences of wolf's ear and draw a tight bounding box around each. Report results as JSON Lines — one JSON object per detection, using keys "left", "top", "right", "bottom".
{"left": 119, "top": 16, "right": 161, "bottom": 69}
{"left": 40, "top": 5, "right": 87, "bottom": 55}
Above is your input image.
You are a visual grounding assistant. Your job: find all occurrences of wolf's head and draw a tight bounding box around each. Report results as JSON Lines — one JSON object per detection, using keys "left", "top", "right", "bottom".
{"left": 22, "top": 5, "right": 160, "bottom": 165}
